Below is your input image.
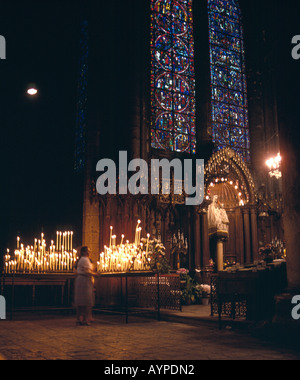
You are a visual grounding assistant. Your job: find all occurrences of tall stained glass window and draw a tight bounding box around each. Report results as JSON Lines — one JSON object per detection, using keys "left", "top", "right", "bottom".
{"left": 208, "top": 0, "right": 250, "bottom": 162}
{"left": 151, "top": 0, "right": 196, "bottom": 154}
{"left": 74, "top": 20, "right": 89, "bottom": 174}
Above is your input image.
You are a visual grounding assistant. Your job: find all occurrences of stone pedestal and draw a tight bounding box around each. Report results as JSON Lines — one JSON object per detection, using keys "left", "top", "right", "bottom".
{"left": 209, "top": 231, "right": 228, "bottom": 272}
{"left": 216, "top": 238, "right": 224, "bottom": 272}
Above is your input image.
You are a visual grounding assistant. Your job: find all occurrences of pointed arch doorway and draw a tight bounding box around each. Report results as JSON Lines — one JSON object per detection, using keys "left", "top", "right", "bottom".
{"left": 204, "top": 148, "right": 258, "bottom": 267}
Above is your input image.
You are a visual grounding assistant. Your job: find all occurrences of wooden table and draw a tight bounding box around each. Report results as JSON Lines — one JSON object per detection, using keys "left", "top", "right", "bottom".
{"left": 0, "top": 273, "right": 76, "bottom": 319}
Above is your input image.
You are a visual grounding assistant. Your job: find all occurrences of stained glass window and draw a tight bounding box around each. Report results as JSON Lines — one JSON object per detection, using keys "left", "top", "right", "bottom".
{"left": 151, "top": 0, "right": 196, "bottom": 154}
{"left": 208, "top": 0, "right": 250, "bottom": 162}
{"left": 74, "top": 20, "right": 89, "bottom": 174}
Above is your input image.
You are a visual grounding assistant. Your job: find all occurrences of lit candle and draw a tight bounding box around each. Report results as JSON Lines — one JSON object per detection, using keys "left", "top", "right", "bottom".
{"left": 146, "top": 234, "right": 150, "bottom": 254}
{"left": 67, "top": 232, "right": 69, "bottom": 251}
{"left": 109, "top": 226, "right": 113, "bottom": 248}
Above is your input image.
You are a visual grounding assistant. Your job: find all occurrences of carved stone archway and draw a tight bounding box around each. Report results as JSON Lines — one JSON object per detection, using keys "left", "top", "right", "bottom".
{"left": 204, "top": 148, "right": 258, "bottom": 266}
{"left": 205, "top": 148, "right": 256, "bottom": 206}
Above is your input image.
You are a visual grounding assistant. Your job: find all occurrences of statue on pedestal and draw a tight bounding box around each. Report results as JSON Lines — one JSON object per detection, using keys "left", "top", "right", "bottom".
{"left": 208, "top": 195, "right": 229, "bottom": 271}
{"left": 208, "top": 195, "right": 229, "bottom": 237}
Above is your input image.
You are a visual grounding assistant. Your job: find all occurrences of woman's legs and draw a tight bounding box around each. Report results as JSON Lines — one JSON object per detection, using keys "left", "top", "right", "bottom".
{"left": 79, "top": 306, "right": 92, "bottom": 325}
{"left": 76, "top": 306, "right": 84, "bottom": 324}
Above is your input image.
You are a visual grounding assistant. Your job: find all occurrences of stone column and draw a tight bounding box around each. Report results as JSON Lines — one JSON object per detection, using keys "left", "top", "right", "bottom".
{"left": 235, "top": 208, "right": 244, "bottom": 265}
{"left": 82, "top": 191, "right": 100, "bottom": 264}
{"left": 194, "top": 210, "right": 201, "bottom": 268}
{"left": 201, "top": 210, "right": 210, "bottom": 267}
{"left": 250, "top": 207, "right": 259, "bottom": 262}
{"left": 242, "top": 207, "right": 252, "bottom": 264}
{"left": 216, "top": 238, "right": 224, "bottom": 272}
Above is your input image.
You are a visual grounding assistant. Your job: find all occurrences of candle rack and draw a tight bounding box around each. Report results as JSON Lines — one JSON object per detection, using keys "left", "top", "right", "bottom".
{"left": 97, "top": 221, "right": 152, "bottom": 274}
{"left": 3, "top": 231, "right": 78, "bottom": 274}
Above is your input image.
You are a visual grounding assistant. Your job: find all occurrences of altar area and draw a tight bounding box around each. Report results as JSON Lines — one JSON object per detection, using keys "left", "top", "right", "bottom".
{"left": 1, "top": 223, "right": 182, "bottom": 322}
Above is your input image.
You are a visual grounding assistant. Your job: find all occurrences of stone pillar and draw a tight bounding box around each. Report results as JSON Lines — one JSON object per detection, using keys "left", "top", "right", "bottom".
{"left": 200, "top": 210, "right": 210, "bottom": 267}
{"left": 216, "top": 238, "right": 224, "bottom": 272}
{"left": 82, "top": 191, "right": 100, "bottom": 264}
{"left": 242, "top": 207, "right": 252, "bottom": 264}
{"left": 250, "top": 207, "right": 259, "bottom": 262}
{"left": 235, "top": 208, "right": 244, "bottom": 265}
{"left": 194, "top": 210, "right": 201, "bottom": 268}
{"left": 269, "top": 2, "right": 300, "bottom": 338}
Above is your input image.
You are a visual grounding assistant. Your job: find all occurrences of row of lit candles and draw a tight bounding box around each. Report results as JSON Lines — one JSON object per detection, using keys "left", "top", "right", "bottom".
{"left": 97, "top": 221, "right": 151, "bottom": 273}
{"left": 4, "top": 232, "right": 78, "bottom": 274}
{"left": 16, "top": 231, "right": 74, "bottom": 254}
{"left": 4, "top": 223, "right": 155, "bottom": 275}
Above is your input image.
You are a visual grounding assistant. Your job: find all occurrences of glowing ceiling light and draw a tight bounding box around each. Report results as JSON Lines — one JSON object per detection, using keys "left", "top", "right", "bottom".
{"left": 27, "top": 88, "right": 38, "bottom": 96}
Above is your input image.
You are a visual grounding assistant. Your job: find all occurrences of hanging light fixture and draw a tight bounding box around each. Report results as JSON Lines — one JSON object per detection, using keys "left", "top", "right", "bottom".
{"left": 266, "top": 153, "right": 282, "bottom": 179}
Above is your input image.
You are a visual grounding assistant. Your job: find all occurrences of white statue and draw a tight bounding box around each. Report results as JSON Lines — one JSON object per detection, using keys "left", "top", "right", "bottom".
{"left": 208, "top": 195, "right": 229, "bottom": 236}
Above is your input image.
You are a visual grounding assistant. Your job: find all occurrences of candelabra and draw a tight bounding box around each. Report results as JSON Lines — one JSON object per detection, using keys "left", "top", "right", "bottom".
{"left": 266, "top": 153, "right": 282, "bottom": 179}
{"left": 170, "top": 230, "right": 188, "bottom": 252}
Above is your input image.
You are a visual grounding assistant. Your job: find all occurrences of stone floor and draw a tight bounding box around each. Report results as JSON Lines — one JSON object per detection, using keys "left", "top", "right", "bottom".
{"left": 0, "top": 306, "right": 299, "bottom": 360}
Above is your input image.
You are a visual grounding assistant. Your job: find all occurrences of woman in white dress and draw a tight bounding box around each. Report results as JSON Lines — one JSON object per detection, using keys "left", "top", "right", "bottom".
{"left": 74, "top": 247, "right": 96, "bottom": 326}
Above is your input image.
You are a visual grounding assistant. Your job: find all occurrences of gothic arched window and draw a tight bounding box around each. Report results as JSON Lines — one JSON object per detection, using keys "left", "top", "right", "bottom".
{"left": 151, "top": 0, "right": 196, "bottom": 154}
{"left": 208, "top": 0, "right": 250, "bottom": 162}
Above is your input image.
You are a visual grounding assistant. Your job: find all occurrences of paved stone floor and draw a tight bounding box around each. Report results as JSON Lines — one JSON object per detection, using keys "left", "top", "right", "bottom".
{"left": 0, "top": 311, "right": 299, "bottom": 360}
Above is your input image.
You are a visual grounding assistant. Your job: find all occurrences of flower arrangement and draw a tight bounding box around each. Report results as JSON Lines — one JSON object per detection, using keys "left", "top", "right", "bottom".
{"left": 176, "top": 268, "right": 189, "bottom": 276}
{"left": 259, "top": 239, "right": 286, "bottom": 262}
{"left": 259, "top": 244, "right": 273, "bottom": 257}
{"left": 177, "top": 269, "right": 209, "bottom": 305}
{"left": 141, "top": 238, "right": 171, "bottom": 274}
{"left": 200, "top": 284, "right": 211, "bottom": 298}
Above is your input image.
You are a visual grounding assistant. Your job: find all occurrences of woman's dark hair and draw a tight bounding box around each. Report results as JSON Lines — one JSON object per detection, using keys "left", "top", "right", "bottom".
{"left": 75, "top": 246, "right": 90, "bottom": 270}
{"left": 81, "top": 246, "right": 89, "bottom": 256}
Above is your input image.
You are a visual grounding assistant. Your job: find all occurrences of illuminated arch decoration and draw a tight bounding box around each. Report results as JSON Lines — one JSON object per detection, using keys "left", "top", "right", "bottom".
{"left": 208, "top": 0, "right": 250, "bottom": 163}
{"left": 151, "top": 0, "right": 196, "bottom": 154}
{"left": 204, "top": 148, "right": 256, "bottom": 206}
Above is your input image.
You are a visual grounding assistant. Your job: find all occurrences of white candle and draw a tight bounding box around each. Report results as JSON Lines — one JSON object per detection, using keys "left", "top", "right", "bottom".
{"left": 110, "top": 226, "right": 113, "bottom": 248}
{"left": 146, "top": 234, "right": 150, "bottom": 254}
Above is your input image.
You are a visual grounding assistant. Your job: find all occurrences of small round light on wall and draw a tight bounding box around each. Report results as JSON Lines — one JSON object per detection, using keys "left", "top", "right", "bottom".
{"left": 27, "top": 88, "right": 38, "bottom": 96}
